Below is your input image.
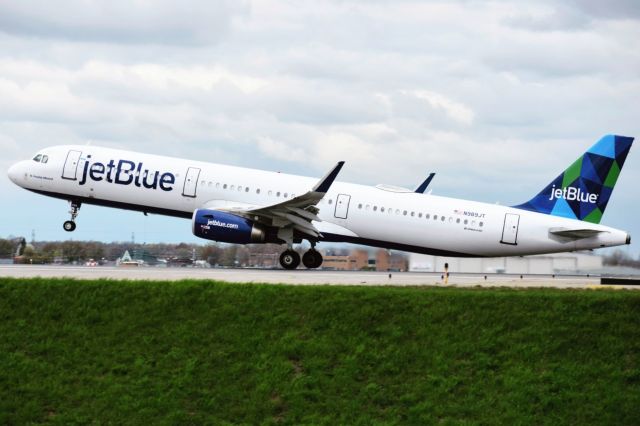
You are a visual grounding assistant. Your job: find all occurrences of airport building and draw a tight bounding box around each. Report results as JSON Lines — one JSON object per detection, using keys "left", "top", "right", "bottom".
{"left": 409, "top": 252, "right": 603, "bottom": 274}
{"left": 321, "top": 249, "right": 408, "bottom": 272}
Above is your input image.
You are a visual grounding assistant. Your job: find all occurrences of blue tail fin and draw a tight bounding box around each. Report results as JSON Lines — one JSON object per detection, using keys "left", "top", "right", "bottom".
{"left": 513, "top": 135, "right": 634, "bottom": 223}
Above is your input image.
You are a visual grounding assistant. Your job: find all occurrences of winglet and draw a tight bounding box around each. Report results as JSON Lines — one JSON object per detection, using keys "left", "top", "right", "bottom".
{"left": 414, "top": 173, "right": 436, "bottom": 193}
{"left": 313, "top": 161, "right": 345, "bottom": 193}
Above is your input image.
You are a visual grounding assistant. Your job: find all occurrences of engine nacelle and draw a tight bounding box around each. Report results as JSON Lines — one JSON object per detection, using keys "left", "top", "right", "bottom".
{"left": 192, "top": 209, "right": 267, "bottom": 244}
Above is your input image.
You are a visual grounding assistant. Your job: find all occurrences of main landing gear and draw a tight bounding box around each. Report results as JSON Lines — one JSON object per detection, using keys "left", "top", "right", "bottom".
{"left": 279, "top": 250, "right": 300, "bottom": 270}
{"left": 63, "top": 200, "right": 81, "bottom": 232}
{"left": 278, "top": 247, "right": 323, "bottom": 270}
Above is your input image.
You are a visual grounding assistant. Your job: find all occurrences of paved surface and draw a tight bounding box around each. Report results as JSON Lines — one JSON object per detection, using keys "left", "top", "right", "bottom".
{"left": 1, "top": 265, "right": 638, "bottom": 290}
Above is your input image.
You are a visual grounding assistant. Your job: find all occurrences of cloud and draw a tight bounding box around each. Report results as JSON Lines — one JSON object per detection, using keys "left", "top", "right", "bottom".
{"left": 0, "top": 1, "right": 248, "bottom": 45}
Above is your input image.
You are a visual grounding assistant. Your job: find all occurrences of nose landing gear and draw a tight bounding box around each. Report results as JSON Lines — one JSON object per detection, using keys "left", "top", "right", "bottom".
{"left": 63, "top": 201, "right": 81, "bottom": 232}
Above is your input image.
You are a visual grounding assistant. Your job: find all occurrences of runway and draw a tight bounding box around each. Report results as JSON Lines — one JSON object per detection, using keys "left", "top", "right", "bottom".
{"left": 1, "top": 265, "right": 638, "bottom": 289}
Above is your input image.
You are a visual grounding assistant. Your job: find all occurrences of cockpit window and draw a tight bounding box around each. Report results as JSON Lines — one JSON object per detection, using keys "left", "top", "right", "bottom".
{"left": 33, "top": 154, "right": 42, "bottom": 162}
{"left": 41, "top": 155, "right": 49, "bottom": 164}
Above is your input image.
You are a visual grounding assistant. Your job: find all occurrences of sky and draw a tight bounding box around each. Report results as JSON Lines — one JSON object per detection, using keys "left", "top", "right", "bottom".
{"left": 0, "top": 0, "right": 639, "bottom": 255}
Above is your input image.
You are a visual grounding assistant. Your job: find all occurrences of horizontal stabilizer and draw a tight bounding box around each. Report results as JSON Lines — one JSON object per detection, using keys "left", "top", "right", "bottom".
{"left": 549, "top": 227, "right": 605, "bottom": 239}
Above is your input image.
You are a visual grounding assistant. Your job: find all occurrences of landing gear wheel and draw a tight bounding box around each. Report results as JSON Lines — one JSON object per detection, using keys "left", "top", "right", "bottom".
{"left": 302, "top": 249, "right": 323, "bottom": 269}
{"left": 279, "top": 250, "right": 300, "bottom": 270}
{"left": 64, "top": 200, "right": 81, "bottom": 232}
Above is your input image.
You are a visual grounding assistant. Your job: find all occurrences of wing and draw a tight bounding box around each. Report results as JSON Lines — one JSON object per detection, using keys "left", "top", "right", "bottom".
{"left": 209, "top": 161, "right": 345, "bottom": 240}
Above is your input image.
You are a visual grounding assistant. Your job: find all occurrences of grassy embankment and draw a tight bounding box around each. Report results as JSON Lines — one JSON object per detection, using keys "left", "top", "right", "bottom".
{"left": 1, "top": 278, "right": 639, "bottom": 424}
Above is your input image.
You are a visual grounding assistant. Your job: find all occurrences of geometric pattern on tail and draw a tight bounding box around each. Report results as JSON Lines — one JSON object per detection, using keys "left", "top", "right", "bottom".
{"left": 513, "top": 135, "right": 634, "bottom": 223}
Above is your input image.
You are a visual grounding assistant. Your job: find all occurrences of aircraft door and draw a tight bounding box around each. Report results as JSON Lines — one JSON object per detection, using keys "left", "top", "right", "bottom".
{"left": 500, "top": 213, "right": 520, "bottom": 245}
{"left": 62, "top": 150, "right": 82, "bottom": 180}
{"left": 334, "top": 194, "right": 351, "bottom": 219}
{"left": 182, "top": 167, "right": 201, "bottom": 197}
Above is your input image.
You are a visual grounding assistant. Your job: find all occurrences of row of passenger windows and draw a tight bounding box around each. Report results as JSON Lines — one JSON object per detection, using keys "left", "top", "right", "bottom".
{"left": 356, "top": 203, "right": 484, "bottom": 227}
{"left": 199, "top": 181, "right": 481, "bottom": 227}
{"left": 201, "top": 180, "right": 298, "bottom": 199}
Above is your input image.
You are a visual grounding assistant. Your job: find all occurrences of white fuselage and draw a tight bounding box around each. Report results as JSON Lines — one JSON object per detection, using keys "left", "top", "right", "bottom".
{"left": 8, "top": 145, "right": 630, "bottom": 257}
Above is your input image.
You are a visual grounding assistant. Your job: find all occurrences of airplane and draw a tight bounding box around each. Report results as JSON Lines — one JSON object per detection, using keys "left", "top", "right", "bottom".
{"left": 7, "top": 134, "right": 633, "bottom": 270}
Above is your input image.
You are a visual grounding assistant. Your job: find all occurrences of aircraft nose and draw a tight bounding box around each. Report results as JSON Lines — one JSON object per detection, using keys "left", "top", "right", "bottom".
{"left": 8, "top": 161, "right": 22, "bottom": 184}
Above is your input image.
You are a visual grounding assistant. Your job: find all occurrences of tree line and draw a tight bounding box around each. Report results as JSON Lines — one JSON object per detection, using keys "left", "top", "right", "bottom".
{"left": 0, "top": 237, "right": 288, "bottom": 267}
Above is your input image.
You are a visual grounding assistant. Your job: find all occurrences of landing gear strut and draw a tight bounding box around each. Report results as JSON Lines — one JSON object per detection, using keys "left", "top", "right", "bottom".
{"left": 279, "top": 249, "right": 300, "bottom": 270}
{"left": 63, "top": 200, "right": 81, "bottom": 232}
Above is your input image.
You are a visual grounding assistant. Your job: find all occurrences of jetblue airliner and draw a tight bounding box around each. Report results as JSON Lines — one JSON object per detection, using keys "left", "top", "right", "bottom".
{"left": 7, "top": 135, "right": 633, "bottom": 269}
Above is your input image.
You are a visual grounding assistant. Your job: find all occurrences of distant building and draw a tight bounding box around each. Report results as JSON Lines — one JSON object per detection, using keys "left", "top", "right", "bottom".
{"left": 409, "top": 252, "right": 603, "bottom": 274}
{"left": 320, "top": 249, "right": 409, "bottom": 271}
{"left": 248, "top": 252, "right": 279, "bottom": 268}
{"left": 319, "top": 249, "right": 367, "bottom": 271}
{"left": 374, "top": 249, "right": 409, "bottom": 272}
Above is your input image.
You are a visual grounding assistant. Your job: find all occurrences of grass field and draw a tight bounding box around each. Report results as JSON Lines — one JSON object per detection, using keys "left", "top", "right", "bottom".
{"left": 1, "top": 278, "right": 639, "bottom": 424}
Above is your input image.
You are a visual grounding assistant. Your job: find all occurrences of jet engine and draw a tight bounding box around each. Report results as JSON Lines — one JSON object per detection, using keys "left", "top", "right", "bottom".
{"left": 192, "top": 209, "right": 268, "bottom": 244}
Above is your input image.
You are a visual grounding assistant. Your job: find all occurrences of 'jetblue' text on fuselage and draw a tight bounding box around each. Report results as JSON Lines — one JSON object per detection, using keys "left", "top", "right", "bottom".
{"left": 78, "top": 156, "right": 175, "bottom": 191}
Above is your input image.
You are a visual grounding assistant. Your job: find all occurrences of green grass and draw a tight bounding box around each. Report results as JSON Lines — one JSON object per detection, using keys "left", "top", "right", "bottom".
{"left": 1, "top": 278, "right": 639, "bottom": 425}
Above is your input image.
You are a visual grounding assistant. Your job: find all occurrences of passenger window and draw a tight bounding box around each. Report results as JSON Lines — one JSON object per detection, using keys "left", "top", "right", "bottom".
{"left": 396, "top": 209, "right": 400, "bottom": 215}
{"left": 373, "top": 206, "right": 378, "bottom": 211}
{"left": 441, "top": 216, "right": 446, "bottom": 222}
{"left": 284, "top": 193, "right": 288, "bottom": 198}
{"left": 358, "top": 204, "right": 363, "bottom": 209}
{"left": 268, "top": 190, "right": 273, "bottom": 196}
{"left": 223, "top": 184, "right": 228, "bottom": 189}
{"left": 256, "top": 188, "right": 261, "bottom": 194}
{"left": 230, "top": 185, "right": 235, "bottom": 190}
{"left": 216, "top": 183, "right": 220, "bottom": 188}
{"left": 381, "top": 207, "right": 385, "bottom": 212}
{"left": 426, "top": 214, "right": 430, "bottom": 219}
{"left": 365, "top": 204, "right": 370, "bottom": 210}
{"left": 41, "top": 155, "right": 49, "bottom": 164}
{"left": 238, "top": 186, "right": 242, "bottom": 192}
{"left": 479, "top": 222, "right": 484, "bottom": 227}
{"left": 245, "top": 187, "right": 250, "bottom": 192}
{"left": 472, "top": 220, "right": 476, "bottom": 226}
{"left": 410, "top": 212, "right": 415, "bottom": 217}
{"left": 418, "top": 213, "right": 422, "bottom": 218}
{"left": 33, "top": 154, "right": 42, "bottom": 162}
{"left": 449, "top": 217, "right": 453, "bottom": 223}
{"left": 464, "top": 219, "right": 468, "bottom": 225}
{"left": 456, "top": 218, "right": 460, "bottom": 224}
{"left": 276, "top": 191, "right": 281, "bottom": 197}
{"left": 403, "top": 211, "right": 407, "bottom": 216}
{"left": 328, "top": 199, "right": 333, "bottom": 204}
{"left": 434, "top": 215, "right": 438, "bottom": 220}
